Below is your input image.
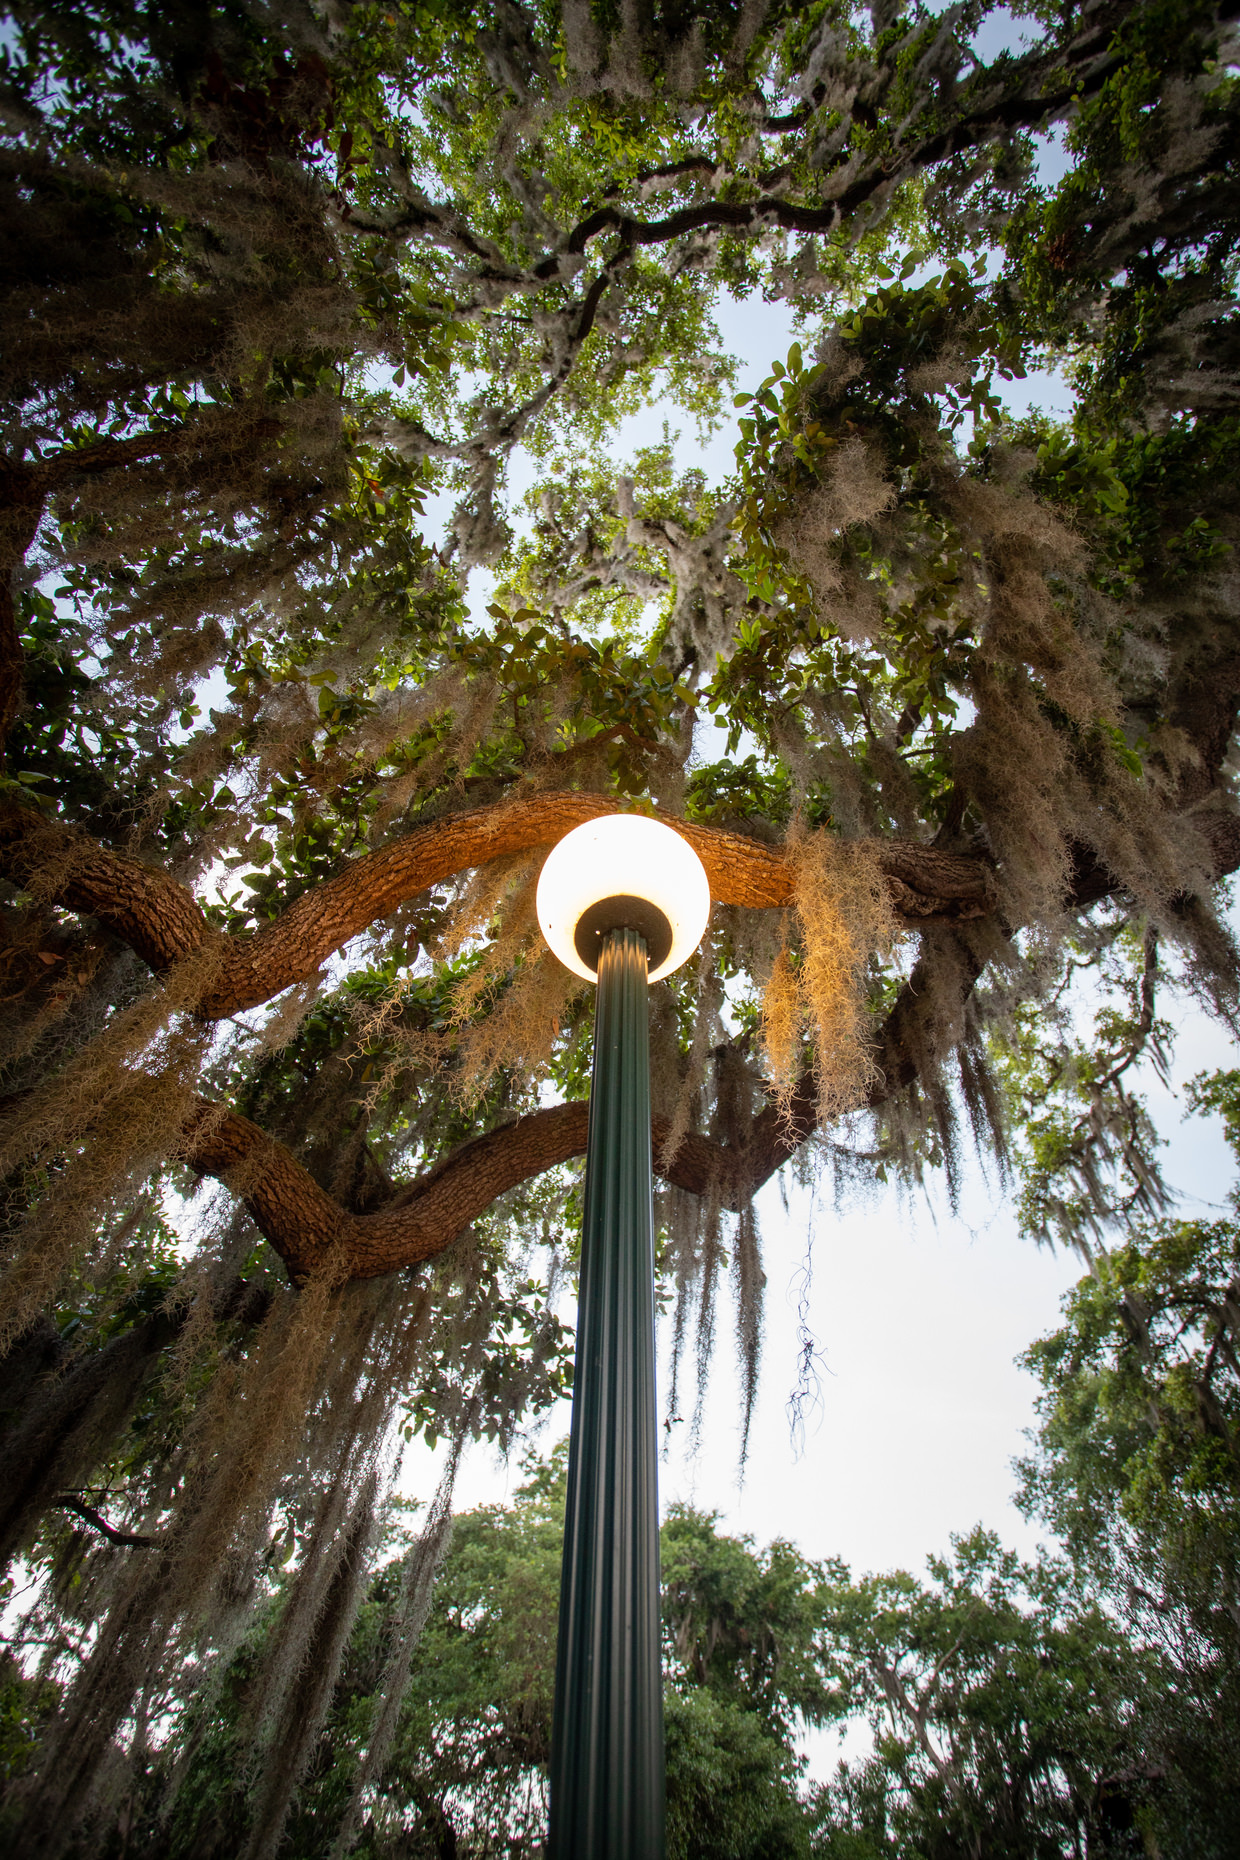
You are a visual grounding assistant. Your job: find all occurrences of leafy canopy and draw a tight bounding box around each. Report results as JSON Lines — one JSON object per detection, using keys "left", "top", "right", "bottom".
{"left": 3, "top": 1, "right": 1240, "bottom": 1854}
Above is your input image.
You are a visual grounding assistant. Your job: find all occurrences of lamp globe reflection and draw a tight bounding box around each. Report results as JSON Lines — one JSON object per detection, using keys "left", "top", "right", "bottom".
{"left": 536, "top": 814, "right": 711, "bottom": 984}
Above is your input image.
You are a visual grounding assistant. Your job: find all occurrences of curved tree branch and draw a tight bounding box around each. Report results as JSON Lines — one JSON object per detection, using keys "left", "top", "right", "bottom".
{"left": 0, "top": 792, "right": 997, "bottom": 1018}
{"left": 180, "top": 933, "right": 987, "bottom": 1285}
{"left": 53, "top": 1496, "right": 160, "bottom": 1549}
{"left": 183, "top": 1095, "right": 726, "bottom": 1283}
{"left": 36, "top": 783, "right": 1240, "bottom": 1290}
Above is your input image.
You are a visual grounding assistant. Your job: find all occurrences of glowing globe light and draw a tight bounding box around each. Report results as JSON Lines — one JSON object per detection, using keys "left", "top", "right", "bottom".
{"left": 536, "top": 814, "right": 711, "bottom": 984}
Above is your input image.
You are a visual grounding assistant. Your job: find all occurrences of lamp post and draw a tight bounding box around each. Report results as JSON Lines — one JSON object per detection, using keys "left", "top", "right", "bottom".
{"left": 537, "top": 816, "right": 711, "bottom": 1860}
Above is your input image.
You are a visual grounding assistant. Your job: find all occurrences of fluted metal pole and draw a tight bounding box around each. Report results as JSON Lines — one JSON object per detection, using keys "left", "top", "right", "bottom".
{"left": 548, "top": 927, "right": 665, "bottom": 1860}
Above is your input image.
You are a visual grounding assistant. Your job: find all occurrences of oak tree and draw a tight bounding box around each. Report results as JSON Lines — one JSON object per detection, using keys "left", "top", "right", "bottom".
{"left": 2, "top": 0, "right": 1240, "bottom": 1851}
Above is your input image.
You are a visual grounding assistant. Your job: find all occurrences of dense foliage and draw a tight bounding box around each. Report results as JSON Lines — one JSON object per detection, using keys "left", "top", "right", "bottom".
{"left": 2, "top": 0, "right": 1240, "bottom": 1852}
{"left": 1011, "top": 1069, "right": 1240, "bottom": 1857}
{"left": 10, "top": 1351, "right": 1237, "bottom": 1858}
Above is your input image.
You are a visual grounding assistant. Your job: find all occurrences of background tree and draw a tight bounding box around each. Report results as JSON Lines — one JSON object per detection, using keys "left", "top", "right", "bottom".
{"left": 1012, "top": 1066, "right": 1240, "bottom": 1855}
{"left": 20, "top": 1431, "right": 1218, "bottom": 1858}
{"left": 810, "top": 1532, "right": 1163, "bottom": 1859}
{"left": 20, "top": 1449, "right": 826, "bottom": 1857}
{"left": 2, "top": 0, "right": 1240, "bottom": 1852}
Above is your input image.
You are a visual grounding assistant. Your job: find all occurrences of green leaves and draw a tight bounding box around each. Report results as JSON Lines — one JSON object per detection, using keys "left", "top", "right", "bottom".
{"left": 1015, "top": 1149, "right": 1240, "bottom": 1847}
{"left": 1033, "top": 430, "right": 1130, "bottom": 522}
{"left": 814, "top": 1530, "right": 1163, "bottom": 1858}
{"left": 454, "top": 605, "right": 690, "bottom": 796}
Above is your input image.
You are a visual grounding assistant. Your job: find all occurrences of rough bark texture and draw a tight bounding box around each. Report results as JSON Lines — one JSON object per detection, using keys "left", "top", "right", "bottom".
{"left": 0, "top": 804, "right": 213, "bottom": 970}
{"left": 175, "top": 930, "right": 988, "bottom": 1286}
{"left": 0, "top": 791, "right": 997, "bottom": 1017}
{"left": 183, "top": 1097, "right": 726, "bottom": 1283}
{"left": 11, "top": 759, "right": 1240, "bottom": 1287}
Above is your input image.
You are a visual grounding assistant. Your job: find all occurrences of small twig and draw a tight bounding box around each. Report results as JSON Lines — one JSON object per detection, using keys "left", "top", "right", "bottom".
{"left": 54, "top": 1496, "right": 161, "bottom": 1549}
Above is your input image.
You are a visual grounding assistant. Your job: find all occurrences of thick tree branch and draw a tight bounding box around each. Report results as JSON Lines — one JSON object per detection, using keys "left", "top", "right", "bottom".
{"left": 10, "top": 769, "right": 1234, "bottom": 1031}
{"left": 180, "top": 931, "right": 984, "bottom": 1285}
{"left": 0, "top": 792, "right": 997, "bottom": 1018}
{"left": 183, "top": 1095, "right": 725, "bottom": 1283}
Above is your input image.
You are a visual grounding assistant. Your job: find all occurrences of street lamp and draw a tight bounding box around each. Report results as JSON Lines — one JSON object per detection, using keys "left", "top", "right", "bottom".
{"left": 537, "top": 815, "right": 711, "bottom": 1860}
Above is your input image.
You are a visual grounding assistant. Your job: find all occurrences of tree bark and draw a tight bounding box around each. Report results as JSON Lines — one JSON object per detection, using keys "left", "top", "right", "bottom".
{"left": 182, "top": 1092, "right": 759, "bottom": 1283}
{"left": 0, "top": 792, "right": 997, "bottom": 1018}
{"left": 179, "top": 934, "right": 987, "bottom": 1286}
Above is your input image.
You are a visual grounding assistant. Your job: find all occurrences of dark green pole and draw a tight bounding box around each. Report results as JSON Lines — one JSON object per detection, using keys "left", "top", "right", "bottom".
{"left": 548, "top": 927, "right": 666, "bottom": 1860}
